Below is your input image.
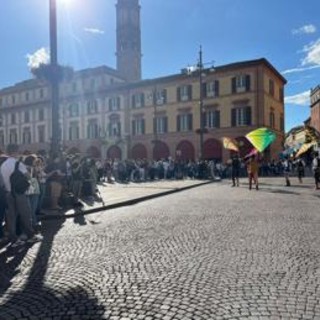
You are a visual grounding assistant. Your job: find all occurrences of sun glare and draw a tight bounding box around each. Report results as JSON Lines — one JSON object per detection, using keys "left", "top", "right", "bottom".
{"left": 59, "top": 0, "right": 73, "bottom": 7}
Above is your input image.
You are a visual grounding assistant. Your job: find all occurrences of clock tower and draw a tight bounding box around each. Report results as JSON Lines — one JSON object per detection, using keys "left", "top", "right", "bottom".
{"left": 116, "top": 0, "right": 142, "bottom": 82}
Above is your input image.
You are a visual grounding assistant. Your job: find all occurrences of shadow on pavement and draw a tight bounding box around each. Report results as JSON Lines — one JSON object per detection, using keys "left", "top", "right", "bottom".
{"left": 0, "top": 219, "right": 106, "bottom": 319}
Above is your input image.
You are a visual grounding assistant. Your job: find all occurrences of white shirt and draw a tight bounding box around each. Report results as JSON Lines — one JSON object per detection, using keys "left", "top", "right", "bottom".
{"left": 0, "top": 157, "right": 28, "bottom": 192}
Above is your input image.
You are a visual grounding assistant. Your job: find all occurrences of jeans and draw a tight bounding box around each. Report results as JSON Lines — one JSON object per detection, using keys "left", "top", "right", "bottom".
{"left": 6, "top": 193, "right": 34, "bottom": 241}
{"left": 28, "top": 194, "right": 40, "bottom": 227}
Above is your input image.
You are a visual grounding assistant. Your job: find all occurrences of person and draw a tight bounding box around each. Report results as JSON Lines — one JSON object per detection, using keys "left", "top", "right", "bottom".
{"left": 312, "top": 151, "right": 320, "bottom": 190}
{"left": 231, "top": 154, "right": 241, "bottom": 187}
{"left": 24, "top": 155, "right": 41, "bottom": 229}
{"left": 246, "top": 155, "right": 259, "bottom": 190}
{"left": 283, "top": 156, "right": 292, "bottom": 187}
{"left": 296, "top": 158, "right": 305, "bottom": 184}
{"left": 0, "top": 144, "right": 42, "bottom": 247}
{"left": 45, "top": 154, "right": 65, "bottom": 210}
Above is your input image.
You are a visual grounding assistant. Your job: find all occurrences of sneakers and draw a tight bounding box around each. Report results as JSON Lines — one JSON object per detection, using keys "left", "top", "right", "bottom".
{"left": 11, "top": 239, "right": 26, "bottom": 248}
{"left": 27, "top": 234, "right": 43, "bottom": 244}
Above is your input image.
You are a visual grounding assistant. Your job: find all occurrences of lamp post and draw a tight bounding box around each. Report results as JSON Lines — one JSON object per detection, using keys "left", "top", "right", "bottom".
{"left": 198, "top": 46, "right": 204, "bottom": 160}
{"left": 49, "top": 0, "right": 60, "bottom": 157}
{"left": 185, "top": 46, "right": 213, "bottom": 160}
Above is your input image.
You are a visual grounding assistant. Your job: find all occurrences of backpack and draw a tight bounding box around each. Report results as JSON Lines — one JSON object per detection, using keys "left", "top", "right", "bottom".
{"left": 10, "top": 160, "right": 30, "bottom": 195}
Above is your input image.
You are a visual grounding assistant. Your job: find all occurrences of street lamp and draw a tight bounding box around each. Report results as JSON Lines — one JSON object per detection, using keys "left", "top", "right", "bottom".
{"left": 184, "top": 46, "right": 214, "bottom": 160}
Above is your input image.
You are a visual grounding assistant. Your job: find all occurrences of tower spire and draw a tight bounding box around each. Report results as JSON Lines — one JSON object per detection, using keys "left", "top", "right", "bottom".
{"left": 116, "top": 0, "right": 142, "bottom": 82}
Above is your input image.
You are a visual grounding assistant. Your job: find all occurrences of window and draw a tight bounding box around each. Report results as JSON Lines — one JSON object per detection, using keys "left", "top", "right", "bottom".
{"left": 25, "top": 92, "right": 29, "bottom": 102}
{"left": 154, "top": 116, "right": 168, "bottom": 134}
{"left": 0, "top": 115, "right": 3, "bottom": 127}
{"left": 177, "top": 85, "right": 192, "bottom": 102}
{"left": 0, "top": 131, "right": 4, "bottom": 146}
{"left": 12, "top": 95, "right": 16, "bottom": 105}
{"left": 269, "top": 109, "right": 275, "bottom": 129}
{"left": 132, "top": 118, "right": 145, "bottom": 135}
{"left": 231, "top": 107, "right": 251, "bottom": 126}
{"left": 11, "top": 113, "right": 16, "bottom": 125}
{"left": 72, "top": 82, "right": 77, "bottom": 93}
{"left": 108, "top": 97, "right": 121, "bottom": 111}
{"left": 87, "top": 120, "right": 99, "bottom": 139}
{"left": 269, "top": 79, "right": 275, "bottom": 96}
{"left": 24, "top": 111, "right": 30, "bottom": 123}
{"left": 87, "top": 100, "right": 98, "bottom": 114}
{"left": 23, "top": 128, "right": 31, "bottom": 144}
{"left": 279, "top": 88, "right": 284, "bottom": 103}
{"left": 132, "top": 93, "right": 145, "bottom": 108}
{"left": 280, "top": 114, "right": 284, "bottom": 131}
{"left": 39, "top": 88, "right": 44, "bottom": 99}
{"left": 205, "top": 110, "right": 220, "bottom": 128}
{"left": 69, "top": 103, "right": 80, "bottom": 117}
{"left": 153, "top": 90, "right": 167, "bottom": 105}
{"left": 90, "top": 78, "right": 95, "bottom": 90}
{"left": 232, "top": 75, "right": 250, "bottom": 93}
{"left": 39, "top": 109, "right": 44, "bottom": 121}
{"left": 203, "top": 81, "right": 219, "bottom": 98}
{"left": 0, "top": 98, "right": 2, "bottom": 107}
{"left": 69, "top": 122, "right": 80, "bottom": 140}
{"left": 9, "top": 129, "right": 17, "bottom": 144}
{"left": 38, "top": 125, "right": 45, "bottom": 143}
{"left": 108, "top": 120, "right": 121, "bottom": 137}
{"left": 177, "top": 114, "right": 193, "bottom": 132}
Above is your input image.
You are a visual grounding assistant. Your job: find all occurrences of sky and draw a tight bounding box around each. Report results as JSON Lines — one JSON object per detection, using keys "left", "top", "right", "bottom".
{"left": 1, "top": 0, "right": 320, "bottom": 132}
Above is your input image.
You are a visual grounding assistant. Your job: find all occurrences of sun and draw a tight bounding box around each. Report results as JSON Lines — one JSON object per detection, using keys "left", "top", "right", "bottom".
{"left": 58, "top": 0, "right": 73, "bottom": 6}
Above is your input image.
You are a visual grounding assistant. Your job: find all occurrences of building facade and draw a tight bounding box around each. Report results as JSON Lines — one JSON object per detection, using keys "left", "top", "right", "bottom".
{"left": 0, "top": 0, "right": 286, "bottom": 162}
{"left": 310, "top": 85, "right": 320, "bottom": 133}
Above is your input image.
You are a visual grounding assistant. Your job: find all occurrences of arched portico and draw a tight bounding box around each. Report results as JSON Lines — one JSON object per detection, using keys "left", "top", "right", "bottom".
{"left": 176, "top": 140, "right": 195, "bottom": 161}
{"left": 107, "top": 145, "right": 122, "bottom": 160}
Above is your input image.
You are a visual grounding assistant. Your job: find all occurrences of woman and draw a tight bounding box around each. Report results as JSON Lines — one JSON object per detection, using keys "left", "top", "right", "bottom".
{"left": 246, "top": 155, "right": 259, "bottom": 190}
{"left": 24, "top": 155, "right": 41, "bottom": 228}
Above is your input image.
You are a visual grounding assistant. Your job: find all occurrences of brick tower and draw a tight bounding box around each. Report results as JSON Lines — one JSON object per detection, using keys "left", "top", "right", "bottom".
{"left": 116, "top": 0, "right": 142, "bottom": 82}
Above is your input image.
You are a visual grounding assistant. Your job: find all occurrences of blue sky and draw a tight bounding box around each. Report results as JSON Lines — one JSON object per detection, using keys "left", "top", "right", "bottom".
{"left": 1, "top": 0, "right": 320, "bottom": 132}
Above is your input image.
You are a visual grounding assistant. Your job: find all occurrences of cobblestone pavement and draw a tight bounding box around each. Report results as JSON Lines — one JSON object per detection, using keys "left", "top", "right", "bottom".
{"left": 0, "top": 178, "right": 320, "bottom": 319}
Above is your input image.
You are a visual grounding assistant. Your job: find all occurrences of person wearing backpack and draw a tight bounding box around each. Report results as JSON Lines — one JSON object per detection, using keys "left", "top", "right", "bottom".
{"left": 0, "top": 144, "right": 43, "bottom": 247}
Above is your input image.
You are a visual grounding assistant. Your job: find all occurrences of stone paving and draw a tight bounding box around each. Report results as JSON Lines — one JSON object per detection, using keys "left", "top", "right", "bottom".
{"left": 0, "top": 177, "right": 320, "bottom": 319}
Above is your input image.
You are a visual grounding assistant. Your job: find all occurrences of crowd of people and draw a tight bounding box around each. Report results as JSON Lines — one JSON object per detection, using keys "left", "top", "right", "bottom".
{"left": 1, "top": 142, "right": 320, "bottom": 248}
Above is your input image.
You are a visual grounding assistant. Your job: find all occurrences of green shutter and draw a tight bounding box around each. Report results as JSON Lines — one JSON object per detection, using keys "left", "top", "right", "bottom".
{"left": 188, "top": 85, "right": 192, "bottom": 100}
{"left": 215, "top": 110, "right": 220, "bottom": 128}
{"left": 215, "top": 80, "right": 219, "bottom": 96}
{"left": 131, "top": 96, "right": 135, "bottom": 109}
{"left": 231, "top": 109, "right": 236, "bottom": 127}
{"left": 188, "top": 114, "right": 193, "bottom": 131}
{"left": 246, "top": 75, "right": 251, "bottom": 91}
{"left": 246, "top": 107, "right": 252, "bottom": 126}
{"left": 132, "top": 120, "right": 136, "bottom": 135}
{"left": 231, "top": 77, "right": 236, "bottom": 93}
{"left": 142, "top": 119, "right": 145, "bottom": 134}
{"left": 202, "top": 82, "right": 207, "bottom": 98}
{"left": 153, "top": 118, "right": 157, "bottom": 133}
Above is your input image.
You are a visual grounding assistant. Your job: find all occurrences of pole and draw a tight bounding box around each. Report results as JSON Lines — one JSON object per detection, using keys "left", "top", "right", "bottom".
{"left": 49, "top": 0, "right": 60, "bottom": 157}
{"left": 199, "top": 45, "right": 204, "bottom": 160}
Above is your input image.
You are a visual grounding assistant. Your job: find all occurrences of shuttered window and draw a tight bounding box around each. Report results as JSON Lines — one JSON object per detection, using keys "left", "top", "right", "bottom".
{"left": 231, "top": 107, "right": 251, "bottom": 126}
{"left": 177, "top": 114, "right": 193, "bottom": 132}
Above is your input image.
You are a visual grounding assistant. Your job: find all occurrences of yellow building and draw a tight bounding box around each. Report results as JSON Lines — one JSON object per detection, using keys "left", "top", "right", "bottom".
{"left": 0, "top": 0, "right": 286, "bottom": 162}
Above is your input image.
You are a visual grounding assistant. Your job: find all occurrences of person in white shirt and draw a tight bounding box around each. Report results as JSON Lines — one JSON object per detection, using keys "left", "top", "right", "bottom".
{"left": 0, "top": 144, "right": 42, "bottom": 247}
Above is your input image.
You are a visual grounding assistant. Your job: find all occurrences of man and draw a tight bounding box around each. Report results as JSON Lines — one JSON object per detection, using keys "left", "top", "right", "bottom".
{"left": 231, "top": 154, "right": 241, "bottom": 187}
{"left": 0, "top": 144, "right": 42, "bottom": 247}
